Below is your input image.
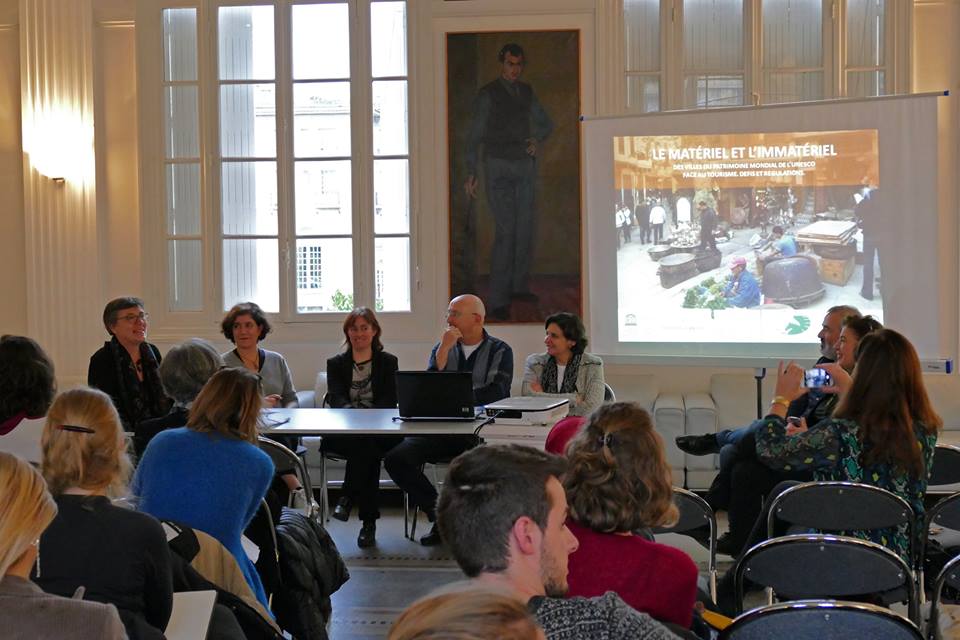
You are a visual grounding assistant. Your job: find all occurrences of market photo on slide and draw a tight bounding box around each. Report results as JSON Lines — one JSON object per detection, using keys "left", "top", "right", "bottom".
{"left": 613, "top": 129, "right": 884, "bottom": 344}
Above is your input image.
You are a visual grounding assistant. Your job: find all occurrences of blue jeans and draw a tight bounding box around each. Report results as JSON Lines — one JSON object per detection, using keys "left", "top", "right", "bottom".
{"left": 716, "top": 419, "right": 765, "bottom": 467}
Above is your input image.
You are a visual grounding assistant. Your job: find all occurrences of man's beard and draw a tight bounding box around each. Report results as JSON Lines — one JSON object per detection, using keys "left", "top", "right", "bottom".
{"left": 540, "top": 548, "right": 569, "bottom": 598}
{"left": 820, "top": 340, "right": 836, "bottom": 360}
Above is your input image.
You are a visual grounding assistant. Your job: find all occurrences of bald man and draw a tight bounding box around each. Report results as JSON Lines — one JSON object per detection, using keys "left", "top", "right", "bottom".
{"left": 384, "top": 294, "right": 514, "bottom": 545}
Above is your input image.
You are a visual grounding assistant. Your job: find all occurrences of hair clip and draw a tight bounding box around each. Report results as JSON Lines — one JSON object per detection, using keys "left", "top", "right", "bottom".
{"left": 598, "top": 433, "right": 614, "bottom": 449}
{"left": 58, "top": 424, "right": 95, "bottom": 434}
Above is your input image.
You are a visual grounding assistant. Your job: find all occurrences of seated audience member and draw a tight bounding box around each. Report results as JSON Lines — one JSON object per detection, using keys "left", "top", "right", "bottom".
{"left": 324, "top": 307, "right": 400, "bottom": 548}
{"left": 389, "top": 583, "right": 545, "bottom": 640}
{"left": 0, "top": 335, "right": 56, "bottom": 463}
{"left": 88, "top": 296, "right": 171, "bottom": 431}
{"left": 544, "top": 416, "right": 587, "bottom": 455}
{"left": 0, "top": 452, "right": 127, "bottom": 640}
{"left": 700, "top": 313, "right": 880, "bottom": 556}
{"left": 134, "top": 338, "right": 223, "bottom": 457}
{"left": 36, "top": 388, "right": 173, "bottom": 640}
{"left": 385, "top": 294, "right": 513, "bottom": 547}
{"left": 221, "top": 302, "right": 297, "bottom": 408}
{"left": 133, "top": 367, "right": 275, "bottom": 607}
{"left": 716, "top": 329, "right": 941, "bottom": 613}
{"left": 563, "top": 403, "right": 698, "bottom": 629}
{"left": 436, "top": 444, "right": 681, "bottom": 640}
{"left": 522, "top": 312, "right": 605, "bottom": 417}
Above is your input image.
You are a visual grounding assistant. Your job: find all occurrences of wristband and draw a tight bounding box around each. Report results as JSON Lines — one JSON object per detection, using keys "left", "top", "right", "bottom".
{"left": 771, "top": 395, "right": 790, "bottom": 408}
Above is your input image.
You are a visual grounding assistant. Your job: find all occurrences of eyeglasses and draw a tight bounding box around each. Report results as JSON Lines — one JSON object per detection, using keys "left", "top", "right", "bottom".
{"left": 118, "top": 312, "right": 149, "bottom": 323}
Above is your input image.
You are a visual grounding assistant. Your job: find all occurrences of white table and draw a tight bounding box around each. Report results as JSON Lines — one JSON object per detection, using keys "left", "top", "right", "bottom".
{"left": 260, "top": 407, "right": 489, "bottom": 437}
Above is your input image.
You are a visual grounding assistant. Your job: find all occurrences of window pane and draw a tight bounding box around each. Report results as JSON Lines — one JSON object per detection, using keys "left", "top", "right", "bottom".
{"left": 762, "top": 0, "right": 821, "bottom": 68}
{"left": 295, "top": 238, "right": 353, "bottom": 313}
{"left": 218, "top": 6, "right": 275, "bottom": 81}
{"left": 292, "top": 3, "right": 350, "bottom": 80}
{"left": 372, "top": 80, "right": 408, "bottom": 156}
{"left": 221, "top": 161, "right": 278, "bottom": 235}
{"left": 295, "top": 160, "right": 352, "bottom": 236}
{"left": 162, "top": 8, "right": 197, "bottom": 82}
{"left": 624, "top": 0, "right": 659, "bottom": 71}
{"left": 374, "top": 159, "right": 409, "bottom": 234}
{"left": 684, "top": 74, "right": 744, "bottom": 108}
{"left": 684, "top": 0, "right": 743, "bottom": 70}
{"left": 847, "top": 70, "right": 885, "bottom": 97}
{"left": 223, "top": 239, "right": 279, "bottom": 312}
{"left": 163, "top": 86, "right": 199, "bottom": 158}
{"left": 166, "top": 163, "right": 201, "bottom": 235}
{"left": 626, "top": 75, "right": 660, "bottom": 113}
{"left": 220, "top": 84, "right": 276, "bottom": 157}
{"left": 371, "top": 2, "right": 406, "bottom": 77}
{"left": 293, "top": 82, "right": 351, "bottom": 158}
{"left": 846, "top": 0, "right": 885, "bottom": 67}
{"left": 375, "top": 237, "right": 410, "bottom": 312}
{"left": 763, "top": 71, "right": 823, "bottom": 104}
{"left": 168, "top": 240, "right": 203, "bottom": 311}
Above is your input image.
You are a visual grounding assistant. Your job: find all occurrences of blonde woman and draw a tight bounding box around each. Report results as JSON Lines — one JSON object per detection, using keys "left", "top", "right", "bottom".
{"left": 0, "top": 452, "right": 127, "bottom": 639}
{"left": 389, "top": 583, "right": 544, "bottom": 640}
{"left": 562, "top": 402, "right": 698, "bottom": 630}
{"left": 36, "top": 387, "right": 173, "bottom": 640}
{"left": 133, "top": 367, "right": 274, "bottom": 608}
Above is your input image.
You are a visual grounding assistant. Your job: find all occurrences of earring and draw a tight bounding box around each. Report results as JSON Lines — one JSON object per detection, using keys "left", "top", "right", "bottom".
{"left": 33, "top": 538, "right": 41, "bottom": 578}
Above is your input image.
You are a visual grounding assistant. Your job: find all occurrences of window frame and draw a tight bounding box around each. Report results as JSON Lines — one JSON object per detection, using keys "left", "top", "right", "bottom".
{"left": 137, "top": 0, "right": 416, "bottom": 333}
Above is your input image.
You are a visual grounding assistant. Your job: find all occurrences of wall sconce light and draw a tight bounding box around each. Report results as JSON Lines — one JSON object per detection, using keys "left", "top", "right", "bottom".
{"left": 22, "top": 106, "right": 94, "bottom": 186}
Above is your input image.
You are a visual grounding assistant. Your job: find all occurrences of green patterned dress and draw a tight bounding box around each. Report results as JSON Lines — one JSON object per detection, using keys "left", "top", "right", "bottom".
{"left": 755, "top": 415, "right": 937, "bottom": 561}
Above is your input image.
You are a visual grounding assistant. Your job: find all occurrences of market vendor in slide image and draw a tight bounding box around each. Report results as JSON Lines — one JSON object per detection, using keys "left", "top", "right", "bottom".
{"left": 724, "top": 257, "right": 761, "bottom": 308}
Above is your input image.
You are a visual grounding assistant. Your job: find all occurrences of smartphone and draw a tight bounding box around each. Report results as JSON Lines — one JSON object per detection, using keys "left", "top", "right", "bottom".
{"left": 786, "top": 416, "right": 802, "bottom": 426}
{"left": 803, "top": 368, "right": 832, "bottom": 388}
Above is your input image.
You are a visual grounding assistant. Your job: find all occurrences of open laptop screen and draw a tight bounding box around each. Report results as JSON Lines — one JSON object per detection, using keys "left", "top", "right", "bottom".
{"left": 396, "top": 371, "right": 476, "bottom": 420}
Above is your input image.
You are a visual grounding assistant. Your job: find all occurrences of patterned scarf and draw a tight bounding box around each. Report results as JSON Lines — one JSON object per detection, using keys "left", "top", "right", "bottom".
{"left": 107, "top": 337, "right": 170, "bottom": 428}
{"left": 540, "top": 353, "right": 582, "bottom": 394}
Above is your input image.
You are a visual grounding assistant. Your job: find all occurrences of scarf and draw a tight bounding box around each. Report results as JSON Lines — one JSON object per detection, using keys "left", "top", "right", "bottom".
{"left": 107, "top": 337, "right": 170, "bottom": 428}
{"left": 540, "top": 353, "right": 582, "bottom": 394}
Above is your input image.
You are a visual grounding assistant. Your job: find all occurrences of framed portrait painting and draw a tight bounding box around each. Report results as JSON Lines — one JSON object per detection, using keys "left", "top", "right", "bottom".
{"left": 446, "top": 30, "right": 581, "bottom": 323}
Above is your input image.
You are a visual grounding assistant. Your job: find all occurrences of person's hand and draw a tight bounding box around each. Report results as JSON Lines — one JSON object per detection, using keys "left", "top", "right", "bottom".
{"left": 785, "top": 416, "right": 808, "bottom": 436}
{"left": 529, "top": 381, "right": 543, "bottom": 393}
{"left": 464, "top": 175, "right": 478, "bottom": 199}
{"left": 525, "top": 138, "right": 538, "bottom": 157}
{"left": 817, "top": 362, "right": 852, "bottom": 396}
{"left": 774, "top": 361, "right": 807, "bottom": 403}
{"left": 264, "top": 394, "right": 282, "bottom": 408}
{"left": 439, "top": 326, "right": 463, "bottom": 351}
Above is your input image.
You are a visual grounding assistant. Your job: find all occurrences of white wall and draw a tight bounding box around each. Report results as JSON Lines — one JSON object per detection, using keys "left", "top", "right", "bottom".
{"left": 3, "top": 0, "right": 960, "bottom": 425}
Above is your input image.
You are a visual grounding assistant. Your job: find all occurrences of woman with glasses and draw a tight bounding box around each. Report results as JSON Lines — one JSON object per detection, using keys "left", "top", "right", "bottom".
{"left": 0, "top": 451, "right": 127, "bottom": 639}
{"left": 35, "top": 387, "right": 173, "bottom": 640}
{"left": 88, "top": 297, "right": 171, "bottom": 431}
{"left": 133, "top": 367, "right": 275, "bottom": 608}
{"left": 323, "top": 307, "right": 400, "bottom": 548}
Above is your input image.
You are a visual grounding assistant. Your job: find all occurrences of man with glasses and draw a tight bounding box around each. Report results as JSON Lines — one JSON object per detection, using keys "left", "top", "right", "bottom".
{"left": 384, "top": 294, "right": 513, "bottom": 546}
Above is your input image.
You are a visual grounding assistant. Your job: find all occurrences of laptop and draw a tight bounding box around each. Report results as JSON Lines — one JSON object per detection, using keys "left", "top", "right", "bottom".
{"left": 396, "top": 371, "right": 478, "bottom": 421}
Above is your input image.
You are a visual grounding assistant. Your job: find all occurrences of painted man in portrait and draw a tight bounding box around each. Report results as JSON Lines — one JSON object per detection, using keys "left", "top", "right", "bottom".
{"left": 463, "top": 43, "right": 554, "bottom": 321}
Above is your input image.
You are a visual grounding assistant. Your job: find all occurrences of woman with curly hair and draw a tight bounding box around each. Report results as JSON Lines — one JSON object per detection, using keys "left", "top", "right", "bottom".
{"left": 561, "top": 402, "right": 698, "bottom": 630}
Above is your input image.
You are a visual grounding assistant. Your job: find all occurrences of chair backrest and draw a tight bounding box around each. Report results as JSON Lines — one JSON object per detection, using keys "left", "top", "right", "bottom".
{"left": 921, "top": 492, "right": 960, "bottom": 591}
{"left": 929, "top": 444, "right": 960, "bottom": 488}
{"left": 257, "top": 436, "right": 316, "bottom": 517}
{"left": 603, "top": 383, "right": 616, "bottom": 402}
{"left": 766, "top": 481, "right": 915, "bottom": 563}
{"left": 734, "top": 534, "right": 915, "bottom": 617}
{"left": 651, "top": 487, "right": 717, "bottom": 601}
{"left": 928, "top": 554, "right": 960, "bottom": 640}
{"left": 720, "top": 599, "right": 923, "bottom": 640}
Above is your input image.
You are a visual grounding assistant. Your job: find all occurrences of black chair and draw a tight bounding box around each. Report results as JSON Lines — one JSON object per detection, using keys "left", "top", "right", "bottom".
{"left": 733, "top": 534, "right": 917, "bottom": 621}
{"left": 258, "top": 436, "right": 319, "bottom": 520}
{"left": 927, "top": 553, "right": 960, "bottom": 640}
{"left": 928, "top": 445, "right": 960, "bottom": 493}
{"left": 921, "top": 492, "right": 960, "bottom": 605}
{"left": 720, "top": 599, "right": 923, "bottom": 640}
{"left": 651, "top": 487, "right": 717, "bottom": 601}
{"left": 603, "top": 383, "right": 616, "bottom": 402}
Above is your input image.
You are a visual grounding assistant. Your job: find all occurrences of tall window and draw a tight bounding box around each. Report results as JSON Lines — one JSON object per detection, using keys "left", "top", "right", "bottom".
{"left": 623, "top": 0, "right": 896, "bottom": 112}
{"left": 153, "top": 0, "right": 411, "bottom": 319}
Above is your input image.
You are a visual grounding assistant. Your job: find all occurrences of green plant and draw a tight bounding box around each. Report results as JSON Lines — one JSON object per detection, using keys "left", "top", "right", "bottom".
{"left": 331, "top": 289, "right": 354, "bottom": 311}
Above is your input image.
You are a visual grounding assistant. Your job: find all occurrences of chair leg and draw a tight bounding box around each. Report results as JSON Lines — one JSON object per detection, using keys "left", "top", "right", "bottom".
{"left": 320, "top": 453, "right": 329, "bottom": 523}
{"left": 404, "top": 491, "right": 410, "bottom": 540}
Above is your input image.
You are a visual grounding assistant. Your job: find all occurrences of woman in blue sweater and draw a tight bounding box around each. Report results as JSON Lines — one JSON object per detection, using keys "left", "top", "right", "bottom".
{"left": 133, "top": 367, "right": 274, "bottom": 607}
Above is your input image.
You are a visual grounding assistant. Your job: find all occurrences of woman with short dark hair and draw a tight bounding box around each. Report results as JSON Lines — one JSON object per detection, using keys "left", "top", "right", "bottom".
{"left": 220, "top": 302, "right": 297, "bottom": 408}
{"left": 88, "top": 297, "right": 171, "bottom": 430}
{"left": 0, "top": 335, "right": 56, "bottom": 463}
{"left": 521, "top": 312, "right": 605, "bottom": 416}
{"left": 561, "top": 402, "right": 699, "bottom": 629}
{"left": 324, "top": 307, "right": 400, "bottom": 548}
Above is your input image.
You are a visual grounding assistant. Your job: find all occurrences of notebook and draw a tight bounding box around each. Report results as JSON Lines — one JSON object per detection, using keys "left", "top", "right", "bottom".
{"left": 396, "top": 371, "right": 478, "bottom": 421}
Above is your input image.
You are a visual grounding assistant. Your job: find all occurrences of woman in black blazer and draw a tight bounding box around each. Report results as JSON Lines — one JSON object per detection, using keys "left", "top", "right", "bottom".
{"left": 323, "top": 308, "right": 399, "bottom": 548}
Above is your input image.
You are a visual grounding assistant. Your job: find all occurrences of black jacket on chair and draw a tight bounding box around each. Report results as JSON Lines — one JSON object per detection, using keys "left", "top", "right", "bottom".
{"left": 325, "top": 350, "right": 399, "bottom": 409}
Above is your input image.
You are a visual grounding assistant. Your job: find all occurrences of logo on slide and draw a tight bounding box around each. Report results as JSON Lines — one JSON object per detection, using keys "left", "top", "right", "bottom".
{"left": 784, "top": 316, "right": 811, "bottom": 335}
